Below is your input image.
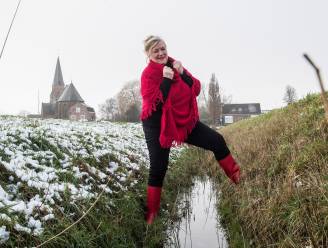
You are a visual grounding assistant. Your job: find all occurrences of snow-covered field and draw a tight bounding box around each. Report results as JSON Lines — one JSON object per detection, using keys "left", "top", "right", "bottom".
{"left": 0, "top": 117, "right": 182, "bottom": 244}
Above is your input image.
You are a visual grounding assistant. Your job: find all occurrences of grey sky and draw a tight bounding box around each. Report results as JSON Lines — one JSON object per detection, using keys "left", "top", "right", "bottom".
{"left": 0, "top": 0, "right": 327, "bottom": 115}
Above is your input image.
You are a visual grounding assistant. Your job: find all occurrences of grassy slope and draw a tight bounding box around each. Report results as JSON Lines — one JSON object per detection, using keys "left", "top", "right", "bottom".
{"left": 217, "top": 94, "right": 328, "bottom": 247}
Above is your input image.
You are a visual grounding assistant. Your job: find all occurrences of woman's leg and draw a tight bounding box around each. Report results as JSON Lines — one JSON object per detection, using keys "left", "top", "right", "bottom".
{"left": 185, "top": 121, "right": 230, "bottom": 160}
{"left": 143, "top": 125, "right": 170, "bottom": 187}
{"left": 142, "top": 124, "right": 170, "bottom": 224}
{"left": 185, "top": 121, "right": 240, "bottom": 184}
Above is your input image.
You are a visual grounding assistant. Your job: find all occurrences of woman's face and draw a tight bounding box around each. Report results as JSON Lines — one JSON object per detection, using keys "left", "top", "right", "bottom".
{"left": 148, "top": 40, "right": 168, "bottom": 64}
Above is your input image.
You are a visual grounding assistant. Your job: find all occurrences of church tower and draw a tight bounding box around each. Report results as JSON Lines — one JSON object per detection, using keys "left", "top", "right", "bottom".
{"left": 50, "top": 57, "right": 65, "bottom": 103}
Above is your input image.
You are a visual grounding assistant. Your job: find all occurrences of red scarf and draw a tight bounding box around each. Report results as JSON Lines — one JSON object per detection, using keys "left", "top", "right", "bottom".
{"left": 140, "top": 57, "right": 201, "bottom": 148}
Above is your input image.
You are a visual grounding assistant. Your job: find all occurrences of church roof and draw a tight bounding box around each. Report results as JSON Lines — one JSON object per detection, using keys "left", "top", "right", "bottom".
{"left": 58, "top": 83, "right": 84, "bottom": 102}
{"left": 53, "top": 57, "right": 64, "bottom": 86}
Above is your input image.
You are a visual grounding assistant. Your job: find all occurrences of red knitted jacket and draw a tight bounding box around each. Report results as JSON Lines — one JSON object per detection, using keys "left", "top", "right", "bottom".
{"left": 140, "top": 57, "right": 201, "bottom": 148}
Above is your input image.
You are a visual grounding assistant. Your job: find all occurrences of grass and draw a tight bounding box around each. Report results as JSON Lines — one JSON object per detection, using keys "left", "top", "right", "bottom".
{"left": 4, "top": 93, "right": 326, "bottom": 247}
{"left": 213, "top": 93, "right": 328, "bottom": 247}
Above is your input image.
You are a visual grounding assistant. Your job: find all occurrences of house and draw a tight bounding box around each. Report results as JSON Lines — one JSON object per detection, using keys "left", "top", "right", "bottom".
{"left": 41, "top": 57, "right": 96, "bottom": 121}
{"left": 222, "top": 103, "right": 261, "bottom": 125}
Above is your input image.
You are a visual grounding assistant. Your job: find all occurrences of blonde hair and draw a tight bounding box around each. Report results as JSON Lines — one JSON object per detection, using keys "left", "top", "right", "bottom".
{"left": 143, "top": 35, "right": 164, "bottom": 54}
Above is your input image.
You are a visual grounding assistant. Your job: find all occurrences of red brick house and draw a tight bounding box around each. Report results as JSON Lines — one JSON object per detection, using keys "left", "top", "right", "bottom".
{"left": 41, "top": 57, "right": 96, "bottom": 121}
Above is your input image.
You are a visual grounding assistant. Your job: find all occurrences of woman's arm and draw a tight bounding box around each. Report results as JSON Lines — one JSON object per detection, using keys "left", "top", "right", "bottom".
{"left": 182, "top": 68, "right": 201, "bottom": 96}
{"left": 180, "top": 71, "right": 193, "bottom": 87}
{"left": 172, "top": 60, "right": 196, "bottom": 89}
{"left": 160, "top": 78, "right": 173, "bottom": 101}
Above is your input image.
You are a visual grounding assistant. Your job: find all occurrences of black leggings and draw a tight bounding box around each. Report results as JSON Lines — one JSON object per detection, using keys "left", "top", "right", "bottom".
{"left": 142, "top": 121, "right": 231, "bottom": 187}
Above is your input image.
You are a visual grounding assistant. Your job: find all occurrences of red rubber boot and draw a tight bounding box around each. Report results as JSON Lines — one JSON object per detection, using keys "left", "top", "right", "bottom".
{"left": 218, "top": 154, "right": 240, "bottom": 184}
{"left": 146, "top": 186, "right": 162, "bottom": 224}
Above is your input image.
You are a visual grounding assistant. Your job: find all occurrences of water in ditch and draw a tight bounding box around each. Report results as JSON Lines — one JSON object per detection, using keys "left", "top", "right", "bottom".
{"left": 166, "top": 178, "right": 228, "bottom": 248}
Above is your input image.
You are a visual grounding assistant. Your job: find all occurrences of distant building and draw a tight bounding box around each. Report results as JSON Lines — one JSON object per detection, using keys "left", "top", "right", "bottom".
{"left": 41, "top": 57, "right": 96, "bottom": 121}
{"left": 222, "top": 103, "right": 261, "bottom": 125}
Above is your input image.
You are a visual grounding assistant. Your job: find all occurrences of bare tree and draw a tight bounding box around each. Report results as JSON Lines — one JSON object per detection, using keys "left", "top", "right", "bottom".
{"left": 283, "top": 85, "right": 297, "bottom": 105}
{"left": 98, "top": 97, "right": 118, "bottom": 120}
{"left": 125, "top": 103, "right": 140, "bottom": 122}
{"left": 199, "top": 83, "right": 208, "bottom": 108}
{"left": 117, "top": 80, "right": 140, "bottom": 112}
{"left": 199, "top": 75, "right": 231, "bottom": 124}
{"left": 196, "top": 83, "right": 209, "bottom": 124}
{"left": 99, "top": 80, "right": 141, "bottom": 122}
{"left": 115, "top": 80, "right": 142, "bottom": 122}
{"left": 208, "top": 73, "right": 222, "bottom": 125}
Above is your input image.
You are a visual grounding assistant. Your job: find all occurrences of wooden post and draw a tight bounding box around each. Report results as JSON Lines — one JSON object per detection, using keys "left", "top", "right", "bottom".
{"left": 303, "top": 53, "right": 328, "bottom": 122}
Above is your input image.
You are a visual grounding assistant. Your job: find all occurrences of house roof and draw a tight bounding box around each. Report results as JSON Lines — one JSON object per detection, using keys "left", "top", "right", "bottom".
{"left": 53, "top": 57, "right": 64, "bottom": 86}
{"left": 223, "top": 103, "right": 261, "bottom": 115}
{"left": 41, "top": 103, "right": 56, "bottom": 115}
{"left": 58, "top": 83, "right": 84, "bottom": 102}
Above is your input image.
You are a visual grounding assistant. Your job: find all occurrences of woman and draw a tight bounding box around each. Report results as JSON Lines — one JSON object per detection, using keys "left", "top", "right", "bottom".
{"left": 140, "top": 35, "right": 240, "bottom": 224}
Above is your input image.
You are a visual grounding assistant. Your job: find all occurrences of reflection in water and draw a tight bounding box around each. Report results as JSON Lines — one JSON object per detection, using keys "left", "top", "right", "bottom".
{"left": 166, "top": 178, "right": 228, "bottom": 248}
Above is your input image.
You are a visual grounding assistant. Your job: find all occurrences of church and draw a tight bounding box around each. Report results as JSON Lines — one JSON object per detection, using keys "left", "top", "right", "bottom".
{"left": 41, "top": 57, "right": 96, "bottom": 121}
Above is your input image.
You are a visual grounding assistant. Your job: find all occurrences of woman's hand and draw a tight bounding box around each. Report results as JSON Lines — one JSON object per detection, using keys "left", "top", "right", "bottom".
{"left": 173, "top": 60, "right": 183, "bottom": 74}
{"left": 163, "top": 66, "right": 174, "bottom": 79}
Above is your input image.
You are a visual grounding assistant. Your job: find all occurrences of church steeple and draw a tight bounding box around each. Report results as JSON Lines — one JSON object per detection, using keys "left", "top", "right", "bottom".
{"left": 50, "top": 57, "right": 65, "bottom": 103}
{"left": 53, "top": 57, "right": 64, "bottom": 86}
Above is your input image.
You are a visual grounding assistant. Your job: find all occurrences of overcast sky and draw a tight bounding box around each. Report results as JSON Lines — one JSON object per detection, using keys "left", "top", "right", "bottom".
{"left": 0, "top": 0, "right": 327, "bottom": 115}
